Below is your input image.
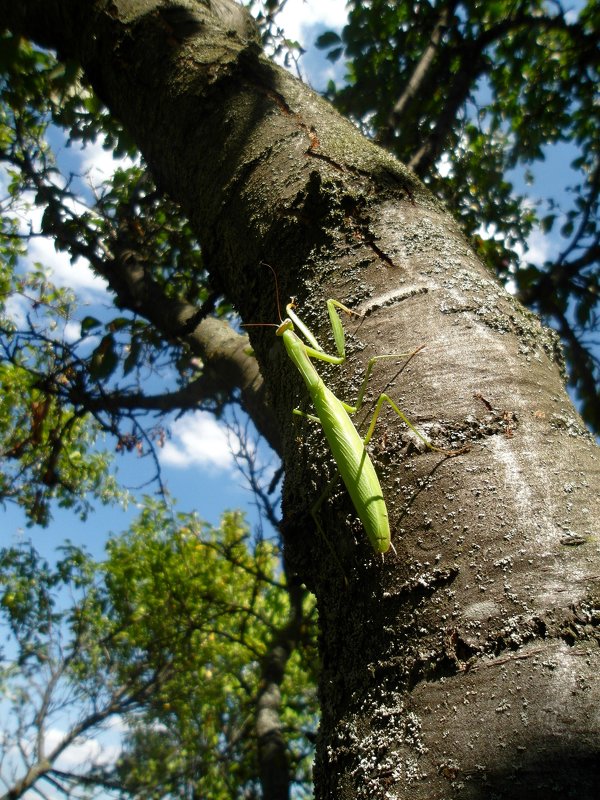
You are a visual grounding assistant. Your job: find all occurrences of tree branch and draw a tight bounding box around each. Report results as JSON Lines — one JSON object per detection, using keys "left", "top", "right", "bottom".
{"left": 3, "top": 143, "right": 281, "bottom": 454}
{"left": 377, "top": 1, "right": 457, "bottom": 149}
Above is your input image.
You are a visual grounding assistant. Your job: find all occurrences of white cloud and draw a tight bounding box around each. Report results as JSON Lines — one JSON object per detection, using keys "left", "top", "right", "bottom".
{"left": 47, "top": 726, "right": 122, "bottom": 770}
{"left": 2, "top": 134, "right": 134, "bottom": 303}
{"left": 18, "top": 192, "right": 109, "bottom": 298}
{"left": 1, "top": 177, "right": 109, "bottom": 301}
{"left": 161, "top": 411, "right": 238, "bottom": 471}
{"left": 77, "top": 137, "right": 134, "bottom": 187}
{"left": 2, "top": 719, "right": 125, "bottom": 799}
{"left": 519, "top": 228, "right": 552, "bottom": 266}
{"left": 63, "top": 320, "right": 84, "bottom": 342}
{"left": 2, "top": 292, "right": 29, "bottom": 327}
{"left": 263, "top": 0, "right": 349, "bottom": 88}
{"left": 275, "top": 0, "right": 348, "bottom": 43}
{"left": 27, "top": 238, "right": 109, "bottom": 298}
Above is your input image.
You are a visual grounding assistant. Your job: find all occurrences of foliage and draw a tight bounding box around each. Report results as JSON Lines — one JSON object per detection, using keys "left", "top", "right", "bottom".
{"left": 104, "top": 502, "right": 317, "bottom": 799}
{"left": 0, "top": 504, "right": 317, "bottom": 799}
{"left": 0, "top": 262, "right": 123, "bottom": 525}
{"left": 249, "top": 0, "right": 308, "bottom": 68}
{"left": 316, "top": 0, "right": 600, "bottom": 431}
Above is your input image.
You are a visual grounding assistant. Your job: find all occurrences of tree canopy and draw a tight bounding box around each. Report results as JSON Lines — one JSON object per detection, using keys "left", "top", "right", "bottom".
{"left": 317, "top": 0, "right": 600, "bottom": 431}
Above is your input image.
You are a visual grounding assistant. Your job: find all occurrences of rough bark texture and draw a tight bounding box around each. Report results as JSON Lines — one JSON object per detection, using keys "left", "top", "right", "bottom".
{"left": 3, "top": 2, "right": 599, "bottom": 798}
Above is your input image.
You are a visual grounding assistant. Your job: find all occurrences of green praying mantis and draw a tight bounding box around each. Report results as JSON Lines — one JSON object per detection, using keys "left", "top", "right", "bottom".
{"left": 248, "top": 272, "right": 467, "bottom": 555}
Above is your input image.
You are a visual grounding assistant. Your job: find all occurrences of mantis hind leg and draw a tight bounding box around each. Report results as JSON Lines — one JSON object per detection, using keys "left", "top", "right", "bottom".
{"left": 353, "top": 348, "right": 468, "bottom": 456}
{"left": 364, "top": 392, "right": 468, "bottom": 456}
{"left": 309, "top": 468, "right": 351, "bottom": 585}
{"left": 291, "top": 409, "right": 350, "bottom": 580}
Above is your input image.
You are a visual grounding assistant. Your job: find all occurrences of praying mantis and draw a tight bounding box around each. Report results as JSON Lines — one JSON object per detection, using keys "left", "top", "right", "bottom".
{"left": 249, "top": 270, "right": 467, "bottom": 556}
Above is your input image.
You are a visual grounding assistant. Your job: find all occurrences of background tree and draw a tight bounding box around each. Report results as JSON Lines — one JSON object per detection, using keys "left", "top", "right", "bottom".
{"left": 0, "top": 505, "right": 316, "bottom": 799}
{"left": 0, "top": 1, "right": 598, "bottom": 799}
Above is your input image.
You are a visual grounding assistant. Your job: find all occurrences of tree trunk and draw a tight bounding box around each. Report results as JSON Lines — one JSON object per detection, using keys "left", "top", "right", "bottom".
{"left": 3, "top": 2, "right": 599, "bottom": 798}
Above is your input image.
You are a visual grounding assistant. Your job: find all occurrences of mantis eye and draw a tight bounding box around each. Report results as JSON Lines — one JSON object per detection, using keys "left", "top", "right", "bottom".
{"left": 276, "top": 319, "right": 294, "bottom": 336}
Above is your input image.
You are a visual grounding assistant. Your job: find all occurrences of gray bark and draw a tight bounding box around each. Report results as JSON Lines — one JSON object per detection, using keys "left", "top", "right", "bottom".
{"left": 2, "top": 1, "right": 599, "bottom": 798}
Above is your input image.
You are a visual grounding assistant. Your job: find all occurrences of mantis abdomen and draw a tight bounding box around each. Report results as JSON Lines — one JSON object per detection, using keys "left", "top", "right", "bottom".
{"left": 312, "top": 381, "right": 390, "bottom": 553}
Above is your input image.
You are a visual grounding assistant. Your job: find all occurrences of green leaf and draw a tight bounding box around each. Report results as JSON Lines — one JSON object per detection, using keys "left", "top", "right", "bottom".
{"left": 89, "top": 334, "right": 118, "bottom": 380}
{"left": 123, "top": 336, "right": 142, "bottom": 376}
{"left": 326, "top": 47, "right": 344, "bottom": 63}
{"left": 540, "top": 214, "right": 555, "bottom": 234}
{"left": 315, "top": 30, "right": 342, "bottom": 49}
{"left": 80, "top": 316, "right": 102, "bottom": 335}
{"left": 106, "top": 317, "right": 131, "bottom": 332}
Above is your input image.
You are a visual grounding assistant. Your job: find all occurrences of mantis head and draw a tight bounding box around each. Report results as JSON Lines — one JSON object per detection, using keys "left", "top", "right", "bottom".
{"left": 276, "top": 318, "right": 294, "bottom": 337}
